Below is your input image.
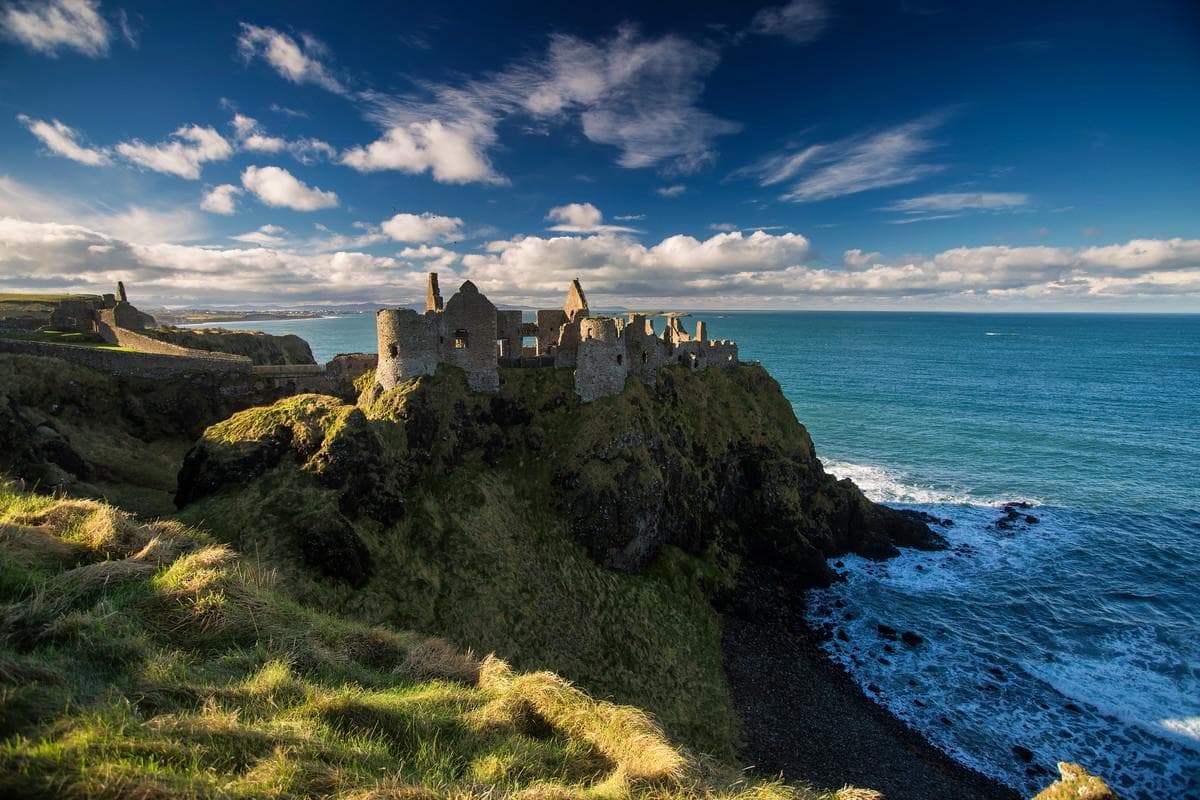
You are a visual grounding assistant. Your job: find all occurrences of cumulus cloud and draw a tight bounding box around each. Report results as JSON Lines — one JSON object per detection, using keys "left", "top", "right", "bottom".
{"left": 230, "top": 223, "right": 287, "bottom": 245}
{"left": 236, "top": 23, "right": 347, "bottom": 94}
{"left": 341, "top": 119, "right": 505, "bottom": 185}
{"left": 0, "top": 216, "right": 440, "bottom": 305}
{"left": 230, "top": 114, "right": 335, "bottom": 164}
{"left": 749, "top": 0, "right": 830, "bottom": 44}
{"left": 352, "top": 25, "right": 739, "bottom": 185}
{"left": 200, "top": 184, "right": 242, "bottom": 215}
{"left": 737, "top": 115, "right": 947, "bottom": 202}
{"left": 116, "top": 125, "right": 234, "bottom": 179}
{"left": 240, "top": 165, "right": 338, "bottom": 211}
{"left": 398, "top": 244, "right": 459, "bottom": 270}
{"left": 2, "top": 0, "right": 110, "bottom": 57}
{"left": 17, "top": 114, "right": 110, "bottom": 165}
{"left": 843, "top": 248, "right": 881, "bottom": 268}
{"left": 1, "top": 197, "right": 1198, "bottom": 308}
{"left": 545, "top": 202, "right": 639, "bottom": 233}
{"left": 462, "top": 230, "right": 813, "bottom": 298}
{"left": 381, "top": 212, "right": 463, "bottom": 243}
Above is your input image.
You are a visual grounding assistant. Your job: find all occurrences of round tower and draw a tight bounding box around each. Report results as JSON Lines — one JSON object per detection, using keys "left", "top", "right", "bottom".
{"left": 376, "top": 308, "right": 438, "bottom": 389}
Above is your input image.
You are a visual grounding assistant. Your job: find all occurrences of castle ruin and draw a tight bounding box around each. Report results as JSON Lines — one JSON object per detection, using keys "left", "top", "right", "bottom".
{"left": 376, "top": 275, "right": 738, "bottom": 402}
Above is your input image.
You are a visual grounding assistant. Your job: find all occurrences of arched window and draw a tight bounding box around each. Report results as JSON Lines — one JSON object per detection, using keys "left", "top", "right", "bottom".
{"left": 388, "top": 343, "right": 398, "bottom": 358}
{"left": 453, "top": 329, "right": 469, "bottom": 349}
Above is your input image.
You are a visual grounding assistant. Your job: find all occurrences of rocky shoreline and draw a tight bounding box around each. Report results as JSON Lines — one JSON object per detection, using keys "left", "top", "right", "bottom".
{"left": 721, "top": 562, "right": 1019, "bottom": 800}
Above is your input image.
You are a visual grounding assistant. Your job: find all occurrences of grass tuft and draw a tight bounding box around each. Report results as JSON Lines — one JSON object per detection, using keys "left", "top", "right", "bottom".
{"left": 0, "top": 483, "right": 842, "bottom": 800}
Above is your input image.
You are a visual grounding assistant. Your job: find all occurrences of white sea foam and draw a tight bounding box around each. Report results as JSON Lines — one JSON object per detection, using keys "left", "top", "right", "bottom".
{"left": 1021, "top": 628, "right": 1200, "bottom": 753}
{"left": 820, "top": 457, "right": 1041, "bottom": 507}
{"left": 806, "top": 461, "right": 1200, "bottom": 798}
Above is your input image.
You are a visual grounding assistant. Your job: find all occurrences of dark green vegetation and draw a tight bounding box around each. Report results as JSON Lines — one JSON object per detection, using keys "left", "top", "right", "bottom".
{"left": 173, "top": 365, "right": 939, "bottom": 760}
{"left": 144, "top": 328, "right": 317, "bottom": 365}
{"left": 0, "top": 354, "right": 307, "bottom": 517}
{"left": 0, "top": 351, "right": 1107, "bottom": 799}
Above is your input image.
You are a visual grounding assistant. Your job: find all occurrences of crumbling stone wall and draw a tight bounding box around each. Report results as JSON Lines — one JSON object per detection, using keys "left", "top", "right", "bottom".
{"left": 373, "top": 274, "right": 737, "bottom": 402}
{"left": 496, "top": 310, "right": 523, "bottom": 359}
{"left": 440, "top": 281, "right": 499, "bottom": 393}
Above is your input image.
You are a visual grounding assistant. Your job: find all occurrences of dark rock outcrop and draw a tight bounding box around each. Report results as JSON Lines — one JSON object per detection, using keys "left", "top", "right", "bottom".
{"left": 176, "top": 364, "right": 942, "bottom": 590}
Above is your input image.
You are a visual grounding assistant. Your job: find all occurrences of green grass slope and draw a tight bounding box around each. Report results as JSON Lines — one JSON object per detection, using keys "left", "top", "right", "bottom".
{"left": 0, "top": 482, "right": 856, "bottom": 800}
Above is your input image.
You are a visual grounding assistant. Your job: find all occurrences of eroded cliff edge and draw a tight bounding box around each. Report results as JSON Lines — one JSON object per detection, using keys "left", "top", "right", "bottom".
{"left": 171, "top": 363, "right": 944, "bottom": 761}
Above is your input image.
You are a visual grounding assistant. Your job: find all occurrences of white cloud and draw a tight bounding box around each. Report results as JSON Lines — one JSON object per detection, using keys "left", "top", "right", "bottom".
{"left": 2, "top": 0, "right": 109, "bottom": 57}
{"left": 460, "top": 232, "right": 1200, "bottom": 306}
{"left": 749, "top": 0, "right": 830, "bottom": 44}
{"left": 270, "top": 103, "right": 309, "bottom": 119}
{"left": 381, "top": 212, "right": 463, "bottom": 243}
{"left": 17, "top": 114, "right": 110, "bottom": 165}
{"left": 354, "top": 25, "right": 739, "bottom": 184}
{"left": 0, "top": 191, "right": 1198, "bottom": 309}
{"left": 230, "top": 114, "right": 335, "bottom": 164}
{"left": 843, "top": 249, "right": 881, "bottom": 268}
{"left": 737, "top": 115, "right": 947, "bottom": 202}
{"left": 614, "top": 213, "right": 646, "bottom": 221}
{"left": 231, "top": 224, "right": 288, "bottom": 246}
{"left": 240, "top": 165, "right": 338, "bottom": 211}
{"left": 398, "top": 244, "right": 459, "bottom": 269}
{"left": 462, "top": 230, "right": 813, "bottom": 298}
{"left": 656, "top": 184, "right": 687, "bottom": 198}
{"left": 708, "top": 223, "right": 738, "bottom": 232}
{"left": 887, "top": 192, "right": 1030, "bottom": 214}
{"left": 236, "top": 23, "right": 347, "bottom": 95}
{"left": 0, "top": 175, "right": 206, "bottom": 244}
{"left": 546, "top": 202, "right": 639, "bottom": 233}
{"left": 340, "top": 119, "right": 505, "bottom": 185}
{"left": 306, "top": 221, "right": 389, "bottom": 252}
{"left": 200, "top": 184, "right": 242, "bottom": 215}
{"left": 116, "top": 125, "right": 234, "bottom": 179}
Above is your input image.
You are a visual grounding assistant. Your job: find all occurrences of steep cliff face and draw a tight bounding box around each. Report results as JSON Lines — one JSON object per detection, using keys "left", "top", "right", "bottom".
{"left": 0, "top": 353, "right": 322, "bottom": 515}
{"left": 173, "top": 364, "right": 942, "bottom": 758}
{"left": 354, "top": 363, "right": 941, "bottom": 578}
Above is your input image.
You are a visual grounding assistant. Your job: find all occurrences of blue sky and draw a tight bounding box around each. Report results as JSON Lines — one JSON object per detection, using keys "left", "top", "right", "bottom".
{"left": 1, "top": 0, "right": 1198, "bottom": 309}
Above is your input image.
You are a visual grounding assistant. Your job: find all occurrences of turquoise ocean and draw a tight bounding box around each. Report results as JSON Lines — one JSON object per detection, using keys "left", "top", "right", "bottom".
{"left": 191, "top": 311, "right": 1200, "bottom": 798}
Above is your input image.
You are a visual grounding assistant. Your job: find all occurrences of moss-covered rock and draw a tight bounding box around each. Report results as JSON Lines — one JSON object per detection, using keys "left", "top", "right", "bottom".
{"left": 1032, "top": 762, "right": 1119, "bottom": 800}
{"left": 173, "top": 364, "right": 943, "bottom": 758}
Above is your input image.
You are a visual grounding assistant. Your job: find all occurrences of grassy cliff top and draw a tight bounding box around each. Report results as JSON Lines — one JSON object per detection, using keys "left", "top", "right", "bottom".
{"left": 0, "top": 482, "right": 858, "bottom": 800}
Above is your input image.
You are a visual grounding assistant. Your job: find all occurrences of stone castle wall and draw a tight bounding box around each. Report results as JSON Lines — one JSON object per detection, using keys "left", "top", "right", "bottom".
{"left": 375, "top": 274, "right": 739, "bottom": 402}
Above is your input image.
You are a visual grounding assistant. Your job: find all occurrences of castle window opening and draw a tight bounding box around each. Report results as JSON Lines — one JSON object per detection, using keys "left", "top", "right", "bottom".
{"left": 454, "top": 329, "right": 469, "bottom": 349}
{"left": 641, "top": 352, "right": 649, "bottom": 364}
{"left": 616, "top": 354, "right": 623, "bottom": 365}
{"left": 388, "top": 343, "right": 398, "bottom": 358}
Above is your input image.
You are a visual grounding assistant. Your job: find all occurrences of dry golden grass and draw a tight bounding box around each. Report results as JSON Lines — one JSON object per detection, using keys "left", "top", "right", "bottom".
{"left": 475, "top": 656, "right": 690, "bottom": 786}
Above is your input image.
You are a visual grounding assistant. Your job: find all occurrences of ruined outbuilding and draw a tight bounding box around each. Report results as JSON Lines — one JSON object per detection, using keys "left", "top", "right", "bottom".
{"left": 376, "top": 274, "right": 739, "bottom": 401}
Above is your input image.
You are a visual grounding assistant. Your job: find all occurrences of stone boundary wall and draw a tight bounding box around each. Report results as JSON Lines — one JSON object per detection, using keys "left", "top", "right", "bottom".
{"left": 0, "top": 339, "right": 253, "bottom": 378}
{"left": 250, "top": 364, "right": 325, "bottom": 376}
{"left": 97, "top": 314, "right": 251, "bottom": 363}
